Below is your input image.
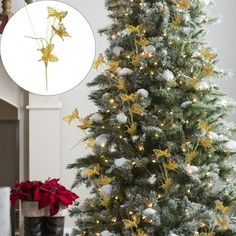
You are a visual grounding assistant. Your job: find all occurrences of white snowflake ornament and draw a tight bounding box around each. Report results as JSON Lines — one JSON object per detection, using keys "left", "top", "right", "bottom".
{"left": 148, "top": 174, "right": 157, "bottom": 184}
{"left": 137, "top": 89, "right": 149, "bottom": 98}
{"left": 95, "top": 134, "right": 110, "bottom": 147}
{"left": 185, "top": 164, "right": 199, "bottom": 176}
{"left": 101, "top": 230, "right": 113, "bottom": 236}
{"left": 161, "top": 49, "right": 168, "bottom": 56}
{"left": 118, "top": 68, "right": 133, "bottom": 76}
{"left": 112, "top": 46, "right": 124, "bottom": 57}
{"left": 101, "top": 184, "right": 112, "bottom": 195}
{"left": 90, "top": 113, "right": 103, "bottom": 123}
{"left": 114, "top": 157, "right": 129, "bottom": 168}
{"left": 162, "top": 69, "right": 175, "bottom": 82}
{"left": 143, "top": 208, "right": 156, "bottom": 216}
{"left": 181, "top": 101, "right": 192, "bottom": 109}
{"left": 143, "top": 45, "right": 156, "bottom": 53}
{"left": 194, "top": 82, "right": 209, "bottom": 91}
{"left": 116, "top": 113, "right": 128, "bottom": 124}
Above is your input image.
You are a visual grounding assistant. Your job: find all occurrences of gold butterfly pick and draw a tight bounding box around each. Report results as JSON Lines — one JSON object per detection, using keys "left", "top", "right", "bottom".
{"left": 47, "top": 7, "right": 68, "bottom": 22}
{"left": 63, "top": 108, "right": 79, "bottom": 125}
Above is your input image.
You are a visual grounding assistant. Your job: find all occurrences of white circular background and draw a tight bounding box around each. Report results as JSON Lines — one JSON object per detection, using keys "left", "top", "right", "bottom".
{"left": 1, "top": 1, "right": 95, "bottom": 95}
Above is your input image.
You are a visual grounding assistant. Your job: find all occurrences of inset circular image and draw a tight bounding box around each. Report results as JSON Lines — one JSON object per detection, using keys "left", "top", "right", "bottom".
{"left": 1, "top": 1, "right": 95, "bottom": 95}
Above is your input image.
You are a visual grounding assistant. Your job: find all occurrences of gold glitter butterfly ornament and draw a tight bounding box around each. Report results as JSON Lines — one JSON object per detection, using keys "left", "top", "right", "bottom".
{"left": 26, "top": 6, "right": 71, "bottom": 91}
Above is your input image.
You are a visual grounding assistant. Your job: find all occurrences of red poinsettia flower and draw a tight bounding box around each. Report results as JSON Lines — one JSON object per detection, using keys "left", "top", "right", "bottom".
{"left": 10, "top": 180, "right": 42, "bottom": 206}
{"left": 10, "top": 178, "right": 79, "bottom": 216}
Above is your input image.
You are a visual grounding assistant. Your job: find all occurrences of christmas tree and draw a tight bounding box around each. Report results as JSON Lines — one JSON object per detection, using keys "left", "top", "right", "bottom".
{"left": 68, "top": 0, "right": 236, "bottom": 235}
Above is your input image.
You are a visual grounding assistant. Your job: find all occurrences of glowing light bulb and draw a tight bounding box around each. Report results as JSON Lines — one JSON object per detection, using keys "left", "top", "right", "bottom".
{"left": 109, "top": 98, "right": 115, "bottom": 104}
{"left": 138, "top": 144, "right": 144, "bottom": 151}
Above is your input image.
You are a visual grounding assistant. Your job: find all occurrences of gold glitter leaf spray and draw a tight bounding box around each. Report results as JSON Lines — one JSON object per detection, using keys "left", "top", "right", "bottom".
{"left": 26, "top": 6, "right": 71, "bottom": 91}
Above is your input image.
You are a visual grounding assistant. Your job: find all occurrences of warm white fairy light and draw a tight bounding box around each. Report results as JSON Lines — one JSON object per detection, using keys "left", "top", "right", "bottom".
{"left": 109, "top": 98, "right": 115, "bottom": 104}
{"left": 208, "top": 181, "right": 213, "bottom": 187}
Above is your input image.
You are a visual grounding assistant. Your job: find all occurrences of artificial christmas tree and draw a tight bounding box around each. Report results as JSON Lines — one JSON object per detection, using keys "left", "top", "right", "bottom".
{"left": 68, "top": 0, "right": 236, "bottom": 235}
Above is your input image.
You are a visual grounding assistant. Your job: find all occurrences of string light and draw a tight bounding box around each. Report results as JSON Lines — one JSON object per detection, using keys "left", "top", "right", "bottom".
{"left": 111, "top": 217, "right": 117, "bottom": 223}
{"left": 152, "top": 159, "right": 156, "bottom": 163}
{"left": 129, "top": 211, "right": 133, "bottom": 215}
{"left": 187, "top": 189, "right": 191, "bottom": 194}
{"left": 96, "top": 220, "right": 100, "bottom": 224}
{"left": 115, "top": 196, "right": 119, "bottom": 200}
{"left": 109, "top": 98, "right": 115, "bottom": 104}
{"left": 100, "top": 143, "right": 106, "bottom": 148}
{"left": 208, "top": 181, "right": 213, "bottom": 187}
{"left": 185, "top": 209, "right": 189, "bottom": 216}
{"left": 138, "top": 144, "right": 144, "bottom": 151}
{"left": 148, "top": 203, "right": 153, "bottom": 208}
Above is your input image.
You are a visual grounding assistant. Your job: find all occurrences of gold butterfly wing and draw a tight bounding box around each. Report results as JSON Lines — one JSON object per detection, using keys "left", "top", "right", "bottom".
{"left": 63, "top": 109, "right": 79, "bottom": 125}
